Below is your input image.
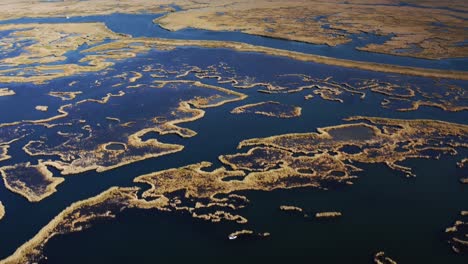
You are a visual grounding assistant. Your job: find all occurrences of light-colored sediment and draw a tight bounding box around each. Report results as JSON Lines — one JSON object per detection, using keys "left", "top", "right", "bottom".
{"left": 0, "top": 145, "right": 11, "bottom": 162}
{"left": 231, "top": 101, "right": 301, "bottom": 118}
{"left": 0, "top": 88, "right": 15, "bottom": 97}
{"left": 105, "top": 117, "right": 121, "bottom": 123}
{"left": 192, "top": 210, "right": 248, "bottom": 224}
{"left": 445, "top": 211, "right": 468, "bottom": 254}
{"left": 374, "top": 251, "right": 398, "bottom": 264}
{"left": 279, "top": 205, "right": 304, "bottom": 213}
{"left": 48, "top": 91, "right": 82, "bottom": 101}
{"left": 458, "top": 158, "right": 468, "bottom": 184}
{"left": 315, "top": 211, "right": 342, "bottom": 218}
{"left": 0, "top": 134, "right": 27, "bottom": 162}
{"left": 0, "top": 104, "right": 71, "bottom": 129}
{"left": 34, "top": 105, "right": 48, "bottom": 112}
{"left": 0, "top": 202, "right": 4, "bottom": 221}
{"left": 228, "top": 229, "right": 254, "bottom": 238}
{"left": 457, "top": 158, "right": 467, "bottom": 168}
{"left": 129, "top": 71, "right": 143, "bottom": 83}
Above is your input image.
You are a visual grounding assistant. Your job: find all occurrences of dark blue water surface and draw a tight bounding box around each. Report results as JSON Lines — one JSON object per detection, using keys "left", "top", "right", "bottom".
{"left": 0, "top": 13, "right": 467, "bottom": 71}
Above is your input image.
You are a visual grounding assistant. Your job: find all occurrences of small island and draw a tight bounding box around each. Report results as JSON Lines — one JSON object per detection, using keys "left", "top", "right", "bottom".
{"left": 228, "top": 229, "right": 254, "bottom": 240}
{"left": 279, "top": 205, "right": 304, "bottom": 213}
{"left": 445, "top": 211, "right": 468, "bottom": 254}
{"left": 315, "top": 211, "right": 342, "bottom": 218}
{"left": 374, "top": 251, "right": 397, "bottom": 264}
{"left": 231, "top": 101, "right": 302, "bottom": 118}
{"left": 0, "top": 202, "right": 4, "bottom": 221}
{"left": 48, "top": 91, "right": 82, "bottom": 101}
{"left": 0, "top": 88, "right": 15, "bottom": 97}
{"left": 35, "top": 105, "right": 48, "bottom": 112}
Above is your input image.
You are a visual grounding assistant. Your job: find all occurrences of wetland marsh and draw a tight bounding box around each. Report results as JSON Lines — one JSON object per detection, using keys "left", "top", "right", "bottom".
{"left": 0, "top": 1, "right": 466, "bottom": 264}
